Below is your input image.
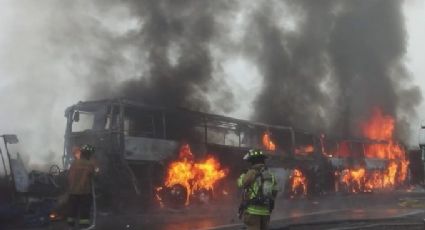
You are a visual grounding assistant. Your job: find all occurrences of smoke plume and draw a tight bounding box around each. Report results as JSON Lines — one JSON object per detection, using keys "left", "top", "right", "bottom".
{"left": 91, "top": 0, "right": 421, "bottom": 141}
{"left": 0, "top": 0, "right": 422, "bottom": 168}
{"left": 245, "top": 0, "right": 421, "bottom": 141}
{"left": 89, "top": 0, "right": 237, "bottom": 113}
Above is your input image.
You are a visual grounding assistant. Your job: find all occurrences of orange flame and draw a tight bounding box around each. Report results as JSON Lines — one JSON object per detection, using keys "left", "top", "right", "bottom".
{"left": 290, "top": 169, "right": 307, "bottom": 196}
{"left": 350, "top": 168, "right": 365, "bottom": 186}
{"left": 362, "top": 107, "right": 403, "bottom": 160}
{"left": 341, "top": 168, "right": 365, "bottom": 193}
{"left": 399, "top": 160, "right": 409, "bottom": 182}
{"left": 383, "top": 161, "right": 398, "bottom": 187}
{"left": 192, "top": 156, "right": 228, "bottom": 193}
{"left": 341, "top": 162, "right": 404, "bottom": 193}
{"left": 179, "top": 143, "right": 194, "bottom": 160}
{"left": 361, "top": 107, "right": 408, "bottom": 188}
{"left": 336, "top": 107, "right": 409, "bottom": 193}
{"left": 262, "top": 132, "right": 276, "bottom": 151}
{"left": 362, "top": 108, "right": 394, "bottom": 143}
{"left": 164, "top": 157, "right": 195, "bottom": 205}
{"left": 159, "top": 144, "right": 228, "bottom": 206}
{"left": 365, "top": 171, "right": 383, "bottom": 191}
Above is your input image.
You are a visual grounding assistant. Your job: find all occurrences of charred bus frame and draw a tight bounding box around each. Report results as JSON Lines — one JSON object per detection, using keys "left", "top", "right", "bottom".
{"left": 65, "top": 99, "right": 331, "bottom": 208}
{"left": 323, "top": 137, "right": 407, "bottom": 193}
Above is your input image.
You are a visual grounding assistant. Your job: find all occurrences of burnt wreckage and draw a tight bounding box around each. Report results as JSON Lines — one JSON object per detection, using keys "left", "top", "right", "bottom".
{"left": 63, "top": 99, "right": 407, "bottom": 210}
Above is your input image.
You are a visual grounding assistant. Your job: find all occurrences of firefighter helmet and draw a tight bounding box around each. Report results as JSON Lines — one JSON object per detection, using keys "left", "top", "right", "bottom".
{"left": 243, "top": 149, "right": 267, "bottom": 161}
{"left": 80, "top": 144, "right": 95, "bottom": 154}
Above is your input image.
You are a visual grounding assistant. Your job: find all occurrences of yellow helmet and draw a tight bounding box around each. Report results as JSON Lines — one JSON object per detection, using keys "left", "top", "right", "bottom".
{"left": 243, "top": 149, "right": 267, "bottom": 161}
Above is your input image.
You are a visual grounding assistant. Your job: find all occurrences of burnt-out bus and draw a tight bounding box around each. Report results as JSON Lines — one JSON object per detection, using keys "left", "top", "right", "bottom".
{"left": 63, "top": 99, "right": 332, "bottom": 210}
{"left": 322, "top": 137, "right": 408, "bottom": 193}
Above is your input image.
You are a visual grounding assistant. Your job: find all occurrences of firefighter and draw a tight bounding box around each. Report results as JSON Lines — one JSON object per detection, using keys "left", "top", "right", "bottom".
{"left": 237, "top": 149, "right": 278, "bottom": 230}
{"left": 67, "top": 144, "right": 98, "bottom": 229}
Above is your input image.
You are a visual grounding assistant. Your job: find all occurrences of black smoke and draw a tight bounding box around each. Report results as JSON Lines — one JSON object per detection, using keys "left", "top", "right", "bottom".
{"left": 91, "top": 0, "right": 236, "bottom": 113}
{"left": 329, "top": 0, "right": 422, "bottom": 139}
{"left": 244, "top": 0, "right": 336, "bottom": 133}
{"left": 245, "top": 0, "right": 421, "bottom": 140}
{"left": 89, "top": 0, "right": 421, "bottom": 142}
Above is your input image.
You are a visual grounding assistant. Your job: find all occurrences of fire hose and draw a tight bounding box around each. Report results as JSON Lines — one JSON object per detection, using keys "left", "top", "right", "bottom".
{"left": 81, "top": 178, "right": 96, "bottom": 230}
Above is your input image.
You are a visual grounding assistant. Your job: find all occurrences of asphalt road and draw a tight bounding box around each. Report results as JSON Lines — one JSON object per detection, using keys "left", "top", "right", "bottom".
{"left": 6, "top": 189, "right": 425, "bottom": 230}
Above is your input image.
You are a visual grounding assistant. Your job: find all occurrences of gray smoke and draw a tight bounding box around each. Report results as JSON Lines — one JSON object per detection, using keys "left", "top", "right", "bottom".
{"left": 245, "top": 0, "right": 421, "bottom": 141}
{"left": 244, "top": 0, "right": 336, "bottom": 132}
{"left": 0, "top": 0, "right": 422, "bottom": 168}
{"left": 87, "top": 0, "right": 421, "bottom": 142}
{"left": 90, "top": 0, "right": 237, "bottom": 113}
{"left": 90, "top": 0, "right": 422, "bottom": 141}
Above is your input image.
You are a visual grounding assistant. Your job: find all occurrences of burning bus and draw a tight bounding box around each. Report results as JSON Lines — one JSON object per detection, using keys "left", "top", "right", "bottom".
{"left": 281, "top": 131, "right": 334, "bottom": 198}
{"left": 323, "top": 108, "right": 409, "bottom": 194}
{"left": 64, "top": 99, "right": 323, "bottom": 210}
{"left": 63, "top": 99, "right": 409, "bottom": 210}
{"left": 324, "top": 138, "right": 408, "bottom": 193}
{"left": 63, "top": 99, "right": 284, "bottom": 206}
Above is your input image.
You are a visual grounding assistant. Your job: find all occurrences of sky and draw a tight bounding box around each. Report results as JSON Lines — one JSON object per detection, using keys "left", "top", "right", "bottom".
{"left": 0, "top": 0, "right": 424, "bottom": 168}
{"left": 404, "top": 0, "right": 425, "bottom": 145}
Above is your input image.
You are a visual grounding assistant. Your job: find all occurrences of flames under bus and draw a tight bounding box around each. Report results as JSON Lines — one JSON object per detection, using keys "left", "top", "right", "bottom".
{"left": 64, "top": 99, "right": 333, "bottom": 210}
{"left": 323, "top": 138, "right": 409, "bottom": 194}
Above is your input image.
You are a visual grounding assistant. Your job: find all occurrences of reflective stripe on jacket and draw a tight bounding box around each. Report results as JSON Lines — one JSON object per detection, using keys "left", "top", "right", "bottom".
{"left": 237, "top": 164, "right": 278, "bottom": 216}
